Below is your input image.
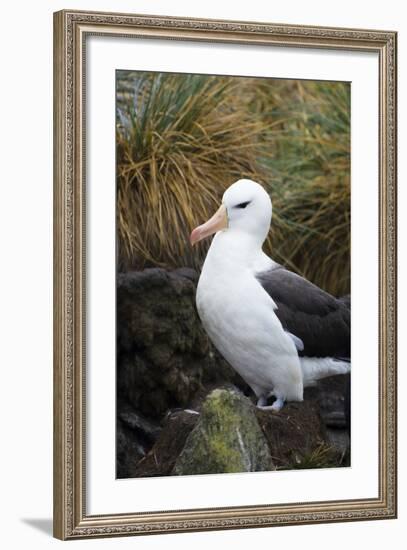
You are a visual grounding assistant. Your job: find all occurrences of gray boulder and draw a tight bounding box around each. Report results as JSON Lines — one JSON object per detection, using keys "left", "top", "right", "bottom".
{"left": 132, "top": 409, "right": 200, "bottom": 477}
{"left": 173, "top": 387, "right": 274, "bottom": 475}
{"left": 116, "top": 419, "right": 146, "bottom": 478}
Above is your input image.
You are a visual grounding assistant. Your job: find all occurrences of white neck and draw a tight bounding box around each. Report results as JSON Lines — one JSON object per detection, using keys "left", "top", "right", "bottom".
{"left": 203, "top": 229, "right": 270, "bottom": 274}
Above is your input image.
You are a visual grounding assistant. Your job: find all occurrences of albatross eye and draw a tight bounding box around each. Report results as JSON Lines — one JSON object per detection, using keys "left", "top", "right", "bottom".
{"left": 235, "top": 201, "right": 251, "bottom": 209}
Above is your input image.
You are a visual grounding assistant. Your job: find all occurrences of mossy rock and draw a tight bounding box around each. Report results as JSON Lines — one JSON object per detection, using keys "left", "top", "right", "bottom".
{"left": 173, "top": 388, "right": 274, "bottom": 475}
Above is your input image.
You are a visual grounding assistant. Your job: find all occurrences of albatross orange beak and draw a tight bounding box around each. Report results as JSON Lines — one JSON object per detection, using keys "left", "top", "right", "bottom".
{"left": 190, "top": 204, "right": 228, "bottom": 246}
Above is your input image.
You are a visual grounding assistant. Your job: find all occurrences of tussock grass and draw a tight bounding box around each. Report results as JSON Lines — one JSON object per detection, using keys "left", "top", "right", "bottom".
{"left": 116, "top": 72, "right": 350, "bottom": 296}
{"left": 258, "top": 81, "right": 350, "bottom": 296}
{"left": 116, "top": 71, "right": 266, "bottom": 272}
{"left": 285, "top": 443, "right": 346, "bottom": 470}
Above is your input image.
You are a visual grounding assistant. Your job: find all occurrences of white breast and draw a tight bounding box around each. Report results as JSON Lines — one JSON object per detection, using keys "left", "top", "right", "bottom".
{"left": 196, "top": 232, "right": 303, "bottom": 401}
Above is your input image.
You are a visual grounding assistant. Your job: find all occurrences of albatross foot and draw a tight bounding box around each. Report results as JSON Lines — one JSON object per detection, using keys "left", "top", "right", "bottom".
{"left": 256, "top": 396, "right": 268, "bottom": 408}
{"left": 270, "top": 397, "right": 285, "bottom": 411}
{"left": 256, "top": 397, "right": 285, "bottom": 412}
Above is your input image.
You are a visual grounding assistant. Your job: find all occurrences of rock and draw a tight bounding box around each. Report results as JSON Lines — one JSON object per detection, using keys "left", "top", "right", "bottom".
{"left": 132, "top": 409, "right": 200, "bottom": 477}
{"left": 311, "top": 374, "right": 350, "bottom": 429}
{"left": 173, "top": 387, "right": 274, "bottom": 475}
{"left": 325, "top": 428, "right": 350, "bottom": 465}
{"left": 116, "top": 419, "right": 147, "bottom": 478}
{"left": 118, "top": 405, "right": 162, "bottom": 442}
{"left": 117, "top": 269, "right": 247, "bottom": 419}
{"left": 303, "top": 374, "right": 351, "bottom": 464}
{"left": 256, "top": 400, "right": 327, "bottom": 469}
{"left": 172, "top": 267, "right": 199, "bottom": 283}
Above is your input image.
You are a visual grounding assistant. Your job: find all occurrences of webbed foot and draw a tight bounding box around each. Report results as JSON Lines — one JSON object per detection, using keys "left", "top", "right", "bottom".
{"left": 256, "top": 396, "right": 268, "bottom": 407}
{"left": 256, "top": 397, "right": 285, "bottom": 412}
{"left": 270, "top": 397, "right": 285, "bottom": 411}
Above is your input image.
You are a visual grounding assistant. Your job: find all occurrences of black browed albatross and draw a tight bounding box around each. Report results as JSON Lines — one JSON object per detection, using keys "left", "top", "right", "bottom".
{"left": 190, "top": 179, "right": 350, "bottom": 411}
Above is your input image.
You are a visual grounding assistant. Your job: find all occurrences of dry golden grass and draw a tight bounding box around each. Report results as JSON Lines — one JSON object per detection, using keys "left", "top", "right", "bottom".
{"left": 259, "top": 80, "right": 350, "bottom": 295}
{"left": 117, "top": 72, "right": 267, "bottom": 272}
{"left": 116, "top": 72, "right": 350, "bottom": 296}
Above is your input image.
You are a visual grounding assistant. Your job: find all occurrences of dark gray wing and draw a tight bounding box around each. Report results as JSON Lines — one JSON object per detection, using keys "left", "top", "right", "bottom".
{"left": 256, "top": 265, "right": 350, "bottom": 358}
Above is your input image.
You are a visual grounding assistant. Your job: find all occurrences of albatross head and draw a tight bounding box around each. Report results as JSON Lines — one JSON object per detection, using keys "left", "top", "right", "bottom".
{"left": 190, "top": 179, "right": 272, "bottom": 247}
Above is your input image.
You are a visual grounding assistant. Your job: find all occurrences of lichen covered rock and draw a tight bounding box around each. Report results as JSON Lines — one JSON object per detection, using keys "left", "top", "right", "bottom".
{"left": 173, "top": 387, "right": 274, "bottom": 475}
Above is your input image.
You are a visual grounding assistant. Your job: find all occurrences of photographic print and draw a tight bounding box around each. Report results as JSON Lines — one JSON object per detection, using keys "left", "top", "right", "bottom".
{"left": 54, "top": 10, "right": 396, "bottom": 539}
{"left": 116, "top": 70, "right": 351, "bottom": 479}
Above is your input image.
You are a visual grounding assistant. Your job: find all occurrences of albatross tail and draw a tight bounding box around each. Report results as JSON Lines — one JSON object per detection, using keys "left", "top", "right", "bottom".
{"left": 300, "top": 357, "right": 350, "bottom": 387}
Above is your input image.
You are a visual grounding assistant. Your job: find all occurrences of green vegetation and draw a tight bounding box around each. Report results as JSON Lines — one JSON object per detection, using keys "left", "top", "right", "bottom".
{"left": 117, "top": 71, "right": 350, "bottom": 296}
{"left": 282, "top": 442, "right": 349, "bottom": 470}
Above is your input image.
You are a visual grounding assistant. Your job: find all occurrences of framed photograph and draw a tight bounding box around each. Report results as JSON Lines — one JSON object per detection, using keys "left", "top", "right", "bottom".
{"left": 53, "top": 9, "right": 397, "bottom": 540}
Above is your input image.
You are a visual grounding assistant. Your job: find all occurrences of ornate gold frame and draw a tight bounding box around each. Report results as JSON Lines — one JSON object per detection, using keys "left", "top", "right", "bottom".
{"left": 53, "top": 9, "right": 397, "bottom": 540}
